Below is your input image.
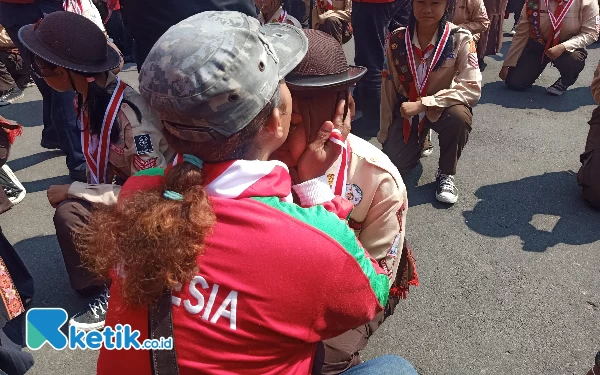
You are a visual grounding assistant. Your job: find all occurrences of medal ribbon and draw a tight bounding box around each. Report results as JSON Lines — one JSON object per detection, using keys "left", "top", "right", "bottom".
{"left": 543, "top": 0, "right": 575, "bottom": 56}
{"left": 402, "top": 23, "right": 451, "bottom": 143}
{"left": 81, "top": 77, "right": 127, "bottom": 184}
{"left": 277, "top": 9, "right": 288, "bottom": 23}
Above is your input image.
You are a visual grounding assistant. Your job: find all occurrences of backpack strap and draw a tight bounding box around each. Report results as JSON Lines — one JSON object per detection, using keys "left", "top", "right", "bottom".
{"left": 149, "top": 291, "right": 179, "bottom": 375}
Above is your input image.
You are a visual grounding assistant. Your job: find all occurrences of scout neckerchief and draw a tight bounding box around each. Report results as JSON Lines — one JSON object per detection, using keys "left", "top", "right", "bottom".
{"left": 80, "top": 76, "right": 127, "bottom": 184}
{"left": 544, "top": 0, "right": 575, "bottom": 55}
{"left": 527, "top": 0, "right": 576, "bottom": 56}
{"left": 171, "top": 130, "right": 347, "bottom": 197}
{"left": 403, "top": 23, "right": 451, "bottom": 143}
{"left": 260, "top": 7, "right": 288, "bottom": 24}
{"left": 317, "top": 0, "right": 334, "bottom": 9}
{"left": 325, "top": 129, "right": 349, "bottom": 197}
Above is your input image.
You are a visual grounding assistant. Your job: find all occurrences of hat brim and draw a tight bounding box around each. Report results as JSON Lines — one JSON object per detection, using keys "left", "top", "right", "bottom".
{"left": 19, "top": 24, "right": 121, "bottom": 74}
{"left": 260, "top": 23, "right": 309, "bottom": 80}
{"left": 285, "top": 66, "right": 367, "bottom": 94}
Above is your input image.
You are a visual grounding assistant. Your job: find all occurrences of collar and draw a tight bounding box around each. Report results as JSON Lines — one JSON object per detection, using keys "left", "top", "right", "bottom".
{"left": 412, "top": 29, "right": 439, "bottom": 51}
{"left": 201, "top": 159, "right": 293, "bottom": 202}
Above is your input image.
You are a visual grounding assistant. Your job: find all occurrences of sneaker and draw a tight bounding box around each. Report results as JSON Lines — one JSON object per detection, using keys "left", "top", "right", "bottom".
{"left": 69, "top": 288, "right": 109, "bottom": 332}
{"left": 69, "top": 167, "right": 87, "bottom": 182}
{"left": 509, "top": 25, "right": 517, "bottom": 36}
{"left": 0, "top": 165, "right": 26, "bottom": 205}
{"left": 421, "top": 130, "right": 434, "bottom": 157}
{"left": 547, "top": 78, "right": 568, "bottom": 96}
{"left": 0, "top": 88, "right": 24, "bottom": 106}
{"left": 435, "top": 169, "right": 458, "bottom": 204}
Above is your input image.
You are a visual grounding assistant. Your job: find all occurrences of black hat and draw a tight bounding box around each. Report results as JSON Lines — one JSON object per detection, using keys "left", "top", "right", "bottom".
{"left": 285, "top": 29, "right": 366, "bottom": 94}
{"left": 18, "top": 11, "right": 120, "bottom": 74}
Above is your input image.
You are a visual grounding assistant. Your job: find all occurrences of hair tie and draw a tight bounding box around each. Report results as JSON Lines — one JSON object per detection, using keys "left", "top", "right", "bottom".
{"left": 163, "top": 190, "right": 184, "bottom": 201}
{"left": 183, "top": 154, "right": 203, "bottom": 169}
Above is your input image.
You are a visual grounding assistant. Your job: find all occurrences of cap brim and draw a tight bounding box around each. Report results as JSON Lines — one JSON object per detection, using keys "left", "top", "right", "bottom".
{"left": 261, "top": 23, "right": 308, "bottom": 79}
{"left": 19, "top": 24, "right": 121, "bottom": 74}
{"left": 285, "top": 66, "right": 367, "bottom": 94}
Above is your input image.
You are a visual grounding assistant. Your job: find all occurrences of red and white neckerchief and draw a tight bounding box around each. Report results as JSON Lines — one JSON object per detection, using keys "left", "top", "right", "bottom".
{"left": 403, "top": 23, "right": 451, "bottom": 143}
{"left": 173, "top": 158, "right": 293, "bottom": 202}
{"left": 171, "top": 130, "right": 347, "bottom": 200}
{"left": 80, "top": 77, "right": 127, "bottom": 184}
{"left": 327, "top": 129, "right": 349, "bottom": 197}
{"left": 544, "top": 0, "right": 575, "bottom": 56}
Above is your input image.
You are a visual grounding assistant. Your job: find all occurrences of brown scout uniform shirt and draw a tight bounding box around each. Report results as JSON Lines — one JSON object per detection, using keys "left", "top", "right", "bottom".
{"left": 67, "top": 73, "right": 175, "bottom": 205}
{"left": 504, "top": 0, "right": 599, "bottom": 67}
{"left": 453, "top": 0, "right": 491, "bottom": 41}
{"left": 326, "top": 134, "right": 408, "bottom": 285}
{"left": 312, "top": 0, "right": 352, "bottom": 29}
{"left": 379, "top": 24, "right": 483, "bottom": 144}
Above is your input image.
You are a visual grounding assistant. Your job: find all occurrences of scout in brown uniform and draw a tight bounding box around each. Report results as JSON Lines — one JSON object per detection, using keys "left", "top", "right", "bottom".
{"left": 257, "top": 0, "right": 303, "bottom": 28}
{"left": 499, "top": 0, "right": 599, "bottom": 95}
{"left": 312, "top": 0, "right": 353, "bottom": 44}
{"left": 19, "top": 12, "right": 174, "bottom": 330}
{"left": 453, "top": 0, "right": 490, "bottom": 42}
{"left": 379, "top": 0, "right": 482, "bottom": 204}
{"left": 0, "top": 25, "right": 29, "bottom": 105}
{"left": 578, "top": 60, "right": 600, "bottom": 209}
{"left": 271, "top": 29, "right": 415, "bottom": 374}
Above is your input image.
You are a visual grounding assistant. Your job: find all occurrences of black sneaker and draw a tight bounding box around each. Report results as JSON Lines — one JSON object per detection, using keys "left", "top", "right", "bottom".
{"left": 69, "top": 288, "right": 109, "bottom": 332}
{"left": 0, "top": 165, "right": 26, "bottom": 205}
{"left": 40, "top": 138, "right": 62, "bottom": 150}
{"left": 547, "top": 78, "right": 568, "bottom": 96}
{"left": 435, "top": 169, "right": 458, "bottom": 204}
{"left": 0, "top": 88, "right": 24, "bottom": 106}
{"left": 69, "top": 167, "right": 87, "bottom": 183}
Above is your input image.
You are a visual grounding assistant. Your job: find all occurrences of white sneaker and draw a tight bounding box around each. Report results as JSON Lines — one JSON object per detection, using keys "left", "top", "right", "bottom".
{"left": 0, "top": 165, "right": 26, "bottom": 205}
{"left": 435, "top": 169, "right": 458, "bottom": 204}
{"left": 509, "top": 26, "right": 516, "bottom": 36}
{"left": 421, "top": 130, "right": 434, "bottom": 157}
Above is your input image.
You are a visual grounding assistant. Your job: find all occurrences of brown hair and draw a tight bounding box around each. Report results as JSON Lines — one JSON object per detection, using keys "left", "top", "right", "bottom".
{"left": 78, "top": 87, "right": 283, "bottom": 307}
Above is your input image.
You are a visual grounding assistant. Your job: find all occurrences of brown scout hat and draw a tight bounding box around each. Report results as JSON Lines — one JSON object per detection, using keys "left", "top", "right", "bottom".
{"left": 285, "top": 29, "right": 366, "bottom": 94}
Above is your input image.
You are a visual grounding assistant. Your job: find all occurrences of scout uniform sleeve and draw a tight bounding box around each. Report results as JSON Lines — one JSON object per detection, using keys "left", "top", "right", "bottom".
{"left": 67, "top": 181, "right": 121, "bottom": 205}
{"left": 379, "top": 38, "right": 401, "bottom": 144}
{"left": 313, "top": 0, "right": 352, "bottom": 27}
{"left": 503, "top": 6, "right": 531, "bottom": 67}
{"left": 420, "top": 34, "right": 482, "bottom": 122}
{"left": 458, "top": 0, "right": 490, "bottom": 36}
{"left": 592, "top": 60, "right": 600, "bottom": 104}
{"left": 122, "top": 102, "right": 170, "bottom": 176}
{"left": 560, "top": 0, "right": 599, "bottom": 52}
{"left": 357, "top": 174, "right": 407, "bottom": 286}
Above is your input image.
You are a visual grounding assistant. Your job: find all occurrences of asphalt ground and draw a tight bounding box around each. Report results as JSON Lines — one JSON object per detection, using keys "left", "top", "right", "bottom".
{"left": 0, "top": 23, "right": 599, "bottom": 375}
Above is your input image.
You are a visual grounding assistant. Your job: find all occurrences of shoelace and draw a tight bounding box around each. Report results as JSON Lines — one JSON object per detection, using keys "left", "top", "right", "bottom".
{"left": 89, "top": 290, "right": 110, "bottom": 319}
{"left": 552, "top": 79, "right": 567, "bottom": 90}
{"left": 438, "top": 174, "right": 456, "bottom": 192}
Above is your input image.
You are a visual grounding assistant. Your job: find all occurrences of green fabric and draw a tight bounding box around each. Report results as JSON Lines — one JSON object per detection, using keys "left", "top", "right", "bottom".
{"left": 252, "top": 196, "right": 389, "bottom": 306}
{"left": 133, "top": 167, "right": 165, "bottom": 177}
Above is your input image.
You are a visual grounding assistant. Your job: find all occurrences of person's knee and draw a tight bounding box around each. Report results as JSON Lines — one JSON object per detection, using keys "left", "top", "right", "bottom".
{"left": 53, "top": 199, "right": 89, "bottom": 234}
{"left": 505, "top": 74, "right": 529, "bottom": 91}
{"left": 444, "top": 105, "right": 472, "bottom": 131}
{"left": 366, "top": 355, "right": 418, "bottom": 375}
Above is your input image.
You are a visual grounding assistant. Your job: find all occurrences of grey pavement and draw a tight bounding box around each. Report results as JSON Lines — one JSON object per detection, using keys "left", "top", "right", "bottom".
{"left": 1, "top": 25, "right": 599, "bottom": 375}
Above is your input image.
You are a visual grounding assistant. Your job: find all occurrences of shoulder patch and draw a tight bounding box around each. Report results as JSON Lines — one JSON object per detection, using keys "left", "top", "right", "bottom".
{"left": 134, "top": 134, "right": 154, "bottom": 155}
{"left": 345, "top": 184, "right": 363, "bottom": 206}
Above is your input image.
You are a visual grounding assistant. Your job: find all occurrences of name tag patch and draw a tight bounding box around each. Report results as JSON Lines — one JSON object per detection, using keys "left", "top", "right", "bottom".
{"left": 134, "top": 134, "right": 154, "bottom": 155}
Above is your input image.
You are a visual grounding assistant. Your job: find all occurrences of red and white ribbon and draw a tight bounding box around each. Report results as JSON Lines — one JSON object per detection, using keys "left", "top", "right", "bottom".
{"left": 405, "top": 23, "right": 451, "bottom": 98}
{"left": 545, "top": 0, "right": 575, "bottom": 48}
{"left": 81, "top": 77, "right": 126, "bottom": 184}
{"left": 328, "top": 129, "right": 349, "bottom": 197}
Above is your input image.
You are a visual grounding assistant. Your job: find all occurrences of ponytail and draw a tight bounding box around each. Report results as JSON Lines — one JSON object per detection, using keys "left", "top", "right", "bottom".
{"left": 78, "top": 158, "right": 216, "bottom": 306}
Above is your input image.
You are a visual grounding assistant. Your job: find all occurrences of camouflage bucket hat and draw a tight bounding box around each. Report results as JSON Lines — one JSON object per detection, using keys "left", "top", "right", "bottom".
{"left": 139, "top": 11, "right": 308, "bottom": 142}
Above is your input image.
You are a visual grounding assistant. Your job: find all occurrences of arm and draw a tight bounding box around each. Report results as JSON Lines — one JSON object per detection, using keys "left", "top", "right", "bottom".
{"left": 458, "top": 0, "right": 490, "bottom": 35}
{"left": 421, "top": 35, "right": 482, "bottom": 122}
{"left": 68, "top": 182, "right": 121, "bottom": 205}
{"left": 503, "top": 6, "right": 530, "bottom": 67}
{"left": 591, "top": 61, "right": 600, "bottom": 104}
{"left": 379, "top": 38, "right": 401, "bottom": 144}
{"left": 560, "top": 0, "right": 599, "bottom": 52}
{"left": 122, "top": 102, "right": 171, "bottom": 176}
{"left": 358, "top": 175, "right": 407, "bottom": 286}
